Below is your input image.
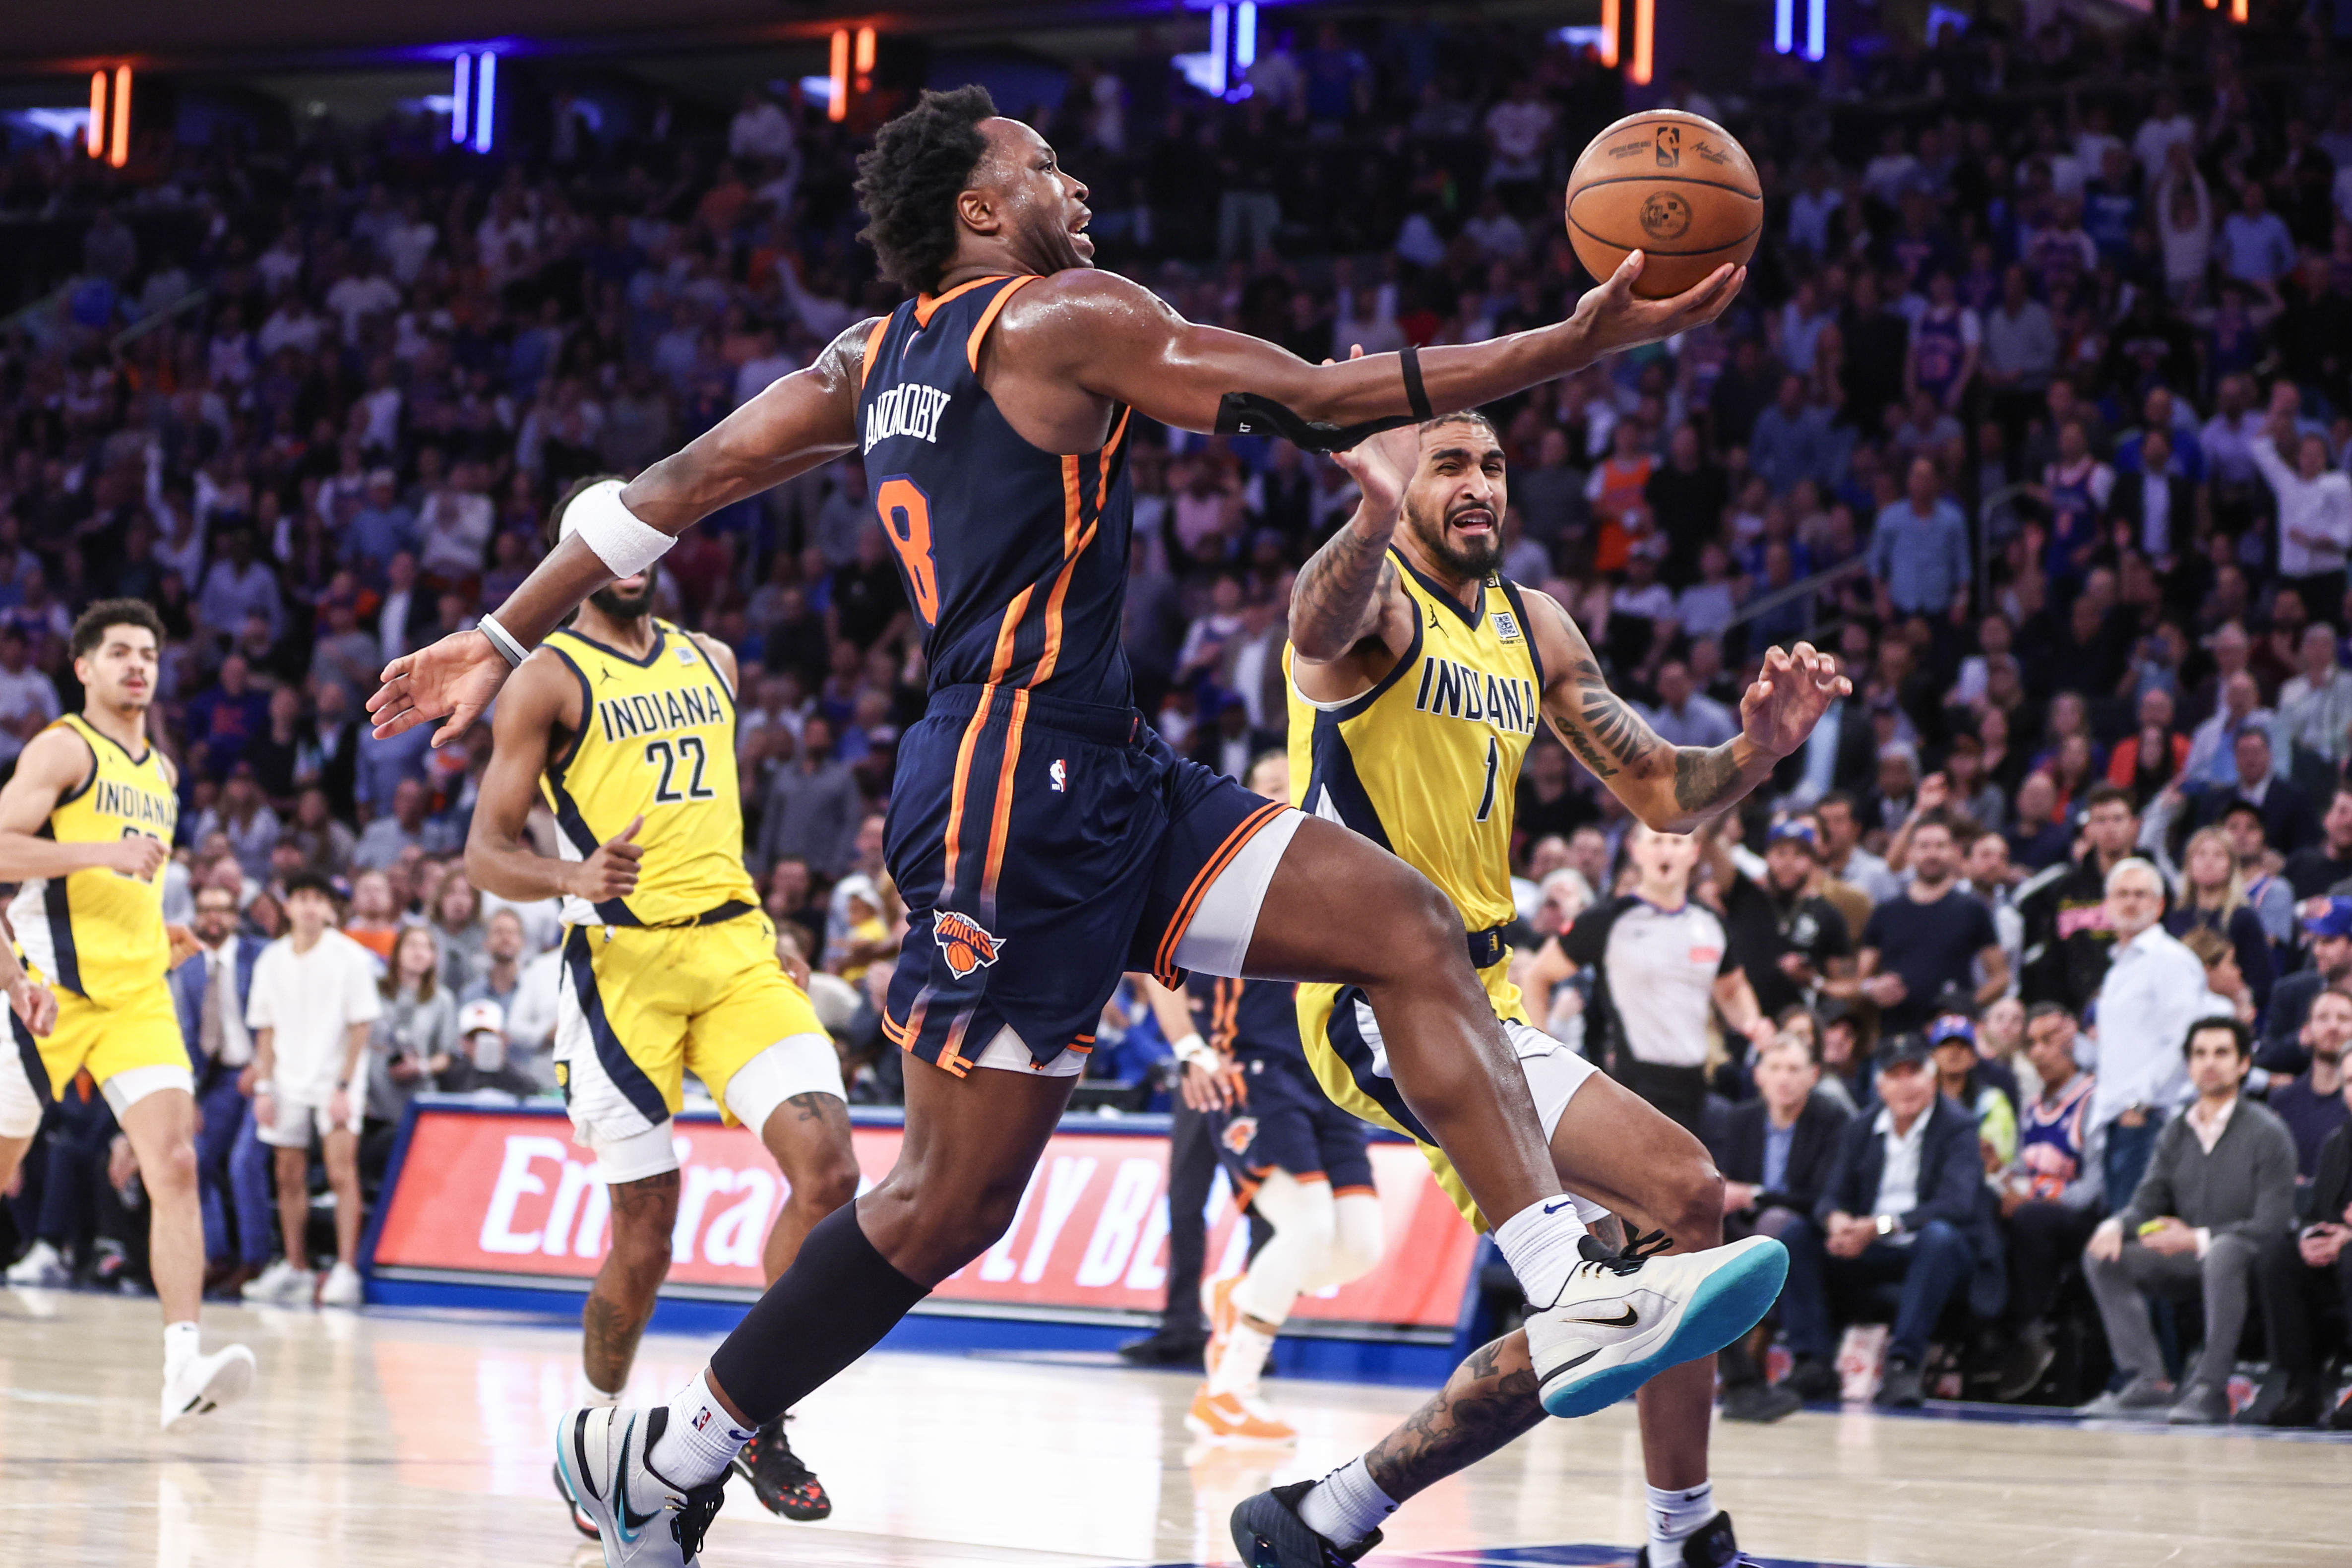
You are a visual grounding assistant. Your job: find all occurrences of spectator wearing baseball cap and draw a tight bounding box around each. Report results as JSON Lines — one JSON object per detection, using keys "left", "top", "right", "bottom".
{"left": 1778, "top": 1032, "right": 2006, "bottom": 1408}
{"left": 1928, "top": 1008, "right": 2018, "bottom": 1169}
{"left": 1711, "top": 815, "right": 1857, "bottom": 1030}
{"left": 2262, "top": 896, "right": 2352, "bottom": 1076}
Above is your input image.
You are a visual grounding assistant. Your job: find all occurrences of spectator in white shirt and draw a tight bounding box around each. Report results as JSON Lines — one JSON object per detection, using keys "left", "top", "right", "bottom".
{"left": 416, "top": 462, "right": 496, "bottom": 583}
{"left": 729, "top": 90, "right": 797, "bottom": 161}
{"left": 0, "top": 626, "right": 60, "bottom": 766}
{"left": 2252, "top": 407, "right": 2352, "bottom": 608}
{"left": 244, "top": 875, "right": 384, "bottom": 1309}
{"left": 2085, "top": 858, "right": 2211, "bottom": 1215}
{"left": 256, "top": 298, "right": 326, "bottom": 359}
{"left": 324, "top": 255, "right": 400, "bottom": 346}
{"left": 2131, "top": 90, "right": 2198, "bottom": 177}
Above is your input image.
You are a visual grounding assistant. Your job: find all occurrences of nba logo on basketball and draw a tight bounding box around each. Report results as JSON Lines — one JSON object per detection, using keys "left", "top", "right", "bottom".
{"left": 933, "top": 911, "right": 1005, "bottom": 977}
{"left": 1654, "top": 126, "right": 1681, "bottom": 165}
{"left": 1050, "top": 758, "right": 1067, "bottom": 793}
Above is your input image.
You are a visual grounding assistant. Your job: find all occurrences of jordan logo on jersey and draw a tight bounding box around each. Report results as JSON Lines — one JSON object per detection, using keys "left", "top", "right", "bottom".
{"left": 865, "top": 382, "right": 953, "bottom": 453}
{"left": 933, "top": 910, "right": 1005, "bottom": 978}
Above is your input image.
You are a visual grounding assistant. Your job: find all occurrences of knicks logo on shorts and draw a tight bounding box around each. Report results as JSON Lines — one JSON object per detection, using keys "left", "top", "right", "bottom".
{"left": 1221, "top": 1117, "right": 1259, "bottom": 1156}
{"left": 933, "top": 910, "right": 1005, "bottom": 978}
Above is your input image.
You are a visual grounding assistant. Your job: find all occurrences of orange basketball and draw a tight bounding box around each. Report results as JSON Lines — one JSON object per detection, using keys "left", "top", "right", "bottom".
{"left": 1565, "top": 111, "right": 1762, "bottom": 300}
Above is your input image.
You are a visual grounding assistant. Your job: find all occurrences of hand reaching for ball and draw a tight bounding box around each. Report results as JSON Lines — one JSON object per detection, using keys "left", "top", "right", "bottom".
{"left": 1569, "top": 251, "right": 1747, "bottom": 361}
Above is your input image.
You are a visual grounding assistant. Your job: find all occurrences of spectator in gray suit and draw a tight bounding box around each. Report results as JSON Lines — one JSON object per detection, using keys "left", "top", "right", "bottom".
{"left": 2079, "top": 1016, "right": 2296, "bottom": 1425}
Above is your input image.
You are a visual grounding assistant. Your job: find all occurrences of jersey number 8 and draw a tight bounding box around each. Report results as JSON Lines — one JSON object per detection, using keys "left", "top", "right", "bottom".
{"left": 874, "top": 476, "right": 939, "bottom": 626}
{"left": 645, "top": 737, "right": 716, "bottom": 804}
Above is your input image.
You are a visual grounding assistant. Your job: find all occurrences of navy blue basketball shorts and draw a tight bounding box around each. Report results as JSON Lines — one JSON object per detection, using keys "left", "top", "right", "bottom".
{"left": 882, "top": 683, "right": 1303, "bottom": 1078}
{"left": 1206, "top": 1046, "right": 1375, "bottom": 1199}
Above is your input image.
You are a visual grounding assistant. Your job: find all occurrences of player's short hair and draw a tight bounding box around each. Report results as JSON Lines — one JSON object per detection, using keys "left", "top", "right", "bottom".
{"left": 282, "top": 871, "right": 339, "bottom": 903}
{"left": 855, "top": 85, "right": 998, "bottom": 295}
{"left": 1419, "top": 410, "right": 1499, "bottom": 442}
{"left": 70, "top": 598, "right": 165, "bottom": 662}
{"left": 546, "top": 473, "right": 627, "bottom": 553}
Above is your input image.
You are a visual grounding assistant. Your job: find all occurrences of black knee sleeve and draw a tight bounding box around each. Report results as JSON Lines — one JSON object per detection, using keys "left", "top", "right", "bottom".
{"left": 708, "top": 1203, "right": 929, "bottom": 1425}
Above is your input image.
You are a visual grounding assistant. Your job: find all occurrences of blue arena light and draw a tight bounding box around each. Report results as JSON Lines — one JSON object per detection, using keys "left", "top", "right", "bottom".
{"left": 1775, "top": 0, "right": 1794, "bottom": 53}
{"left": 474, "top": 51, "right": 496, "bottom": 153}
{"left": 1207, "top": 4, "right": 1229, "bottom": 98}
{"left": 1804, "top": 0, "right": 1825, "bottom": 61}
{"left": 1236, "top": 1, "right": 1257, "bottom": 70}
{"left": 451, "top": 54, "right": 470, "bottom": 144}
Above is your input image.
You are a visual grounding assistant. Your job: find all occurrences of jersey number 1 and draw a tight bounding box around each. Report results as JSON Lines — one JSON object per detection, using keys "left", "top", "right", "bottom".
{"left": 875, "top": 476, "right": 939, "bottom": 625}
{"left": 1476, "top": 737, "right": 1498, "bottom": 823}
{"left": 645, "top": 737, "right": 715, "bottom": 803}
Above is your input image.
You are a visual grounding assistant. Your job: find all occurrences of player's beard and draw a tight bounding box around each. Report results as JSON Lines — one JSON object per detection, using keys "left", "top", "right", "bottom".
{"left": 1405, "top": 498, "right": 1503, "bottom": 582}
{"left": 588, "top": 564, "right": 658, "bottom": 621}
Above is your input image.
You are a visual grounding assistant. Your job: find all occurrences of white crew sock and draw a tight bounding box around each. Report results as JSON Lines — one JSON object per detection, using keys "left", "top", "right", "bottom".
{"left": 1297, "top": 1455, "right": 1399, "bottom": 1549}
{"left": 1492, "top": 1196, "right": 1590, "bottom": 1309}
{"left": 647, "top": 1369, "right": 753, "bottom": 1488}
{"left": 1209, "top": 1320, "right": 1278, "bottom": 1398}
{"left": 575, "top": 1370, "right": 621, "bottom": 1409}
{"left": 1646, "top": 1480, "right": 1715, "bottom": 1563}
{"left": 164, "top": 1320, "right": 201, "bottom": 1376}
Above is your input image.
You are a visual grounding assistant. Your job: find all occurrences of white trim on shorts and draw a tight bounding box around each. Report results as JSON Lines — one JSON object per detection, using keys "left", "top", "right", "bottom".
{"left": 99, "top": 1063, "right": 195, "bottom": 1121}
{"left": 971, "top": 1024, "right": 1087, "bottom": 1077}
{"left": 1169, "top": 807, "right": 1307, "bottom": 979}
{"left": 722, "top": 1033, "right": 848, "bottom": 1130}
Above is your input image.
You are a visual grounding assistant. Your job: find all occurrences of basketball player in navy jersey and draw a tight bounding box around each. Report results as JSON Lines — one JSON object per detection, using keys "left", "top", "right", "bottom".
{"left": 370, "top": 87, "right": 1841, "bottom": 1566}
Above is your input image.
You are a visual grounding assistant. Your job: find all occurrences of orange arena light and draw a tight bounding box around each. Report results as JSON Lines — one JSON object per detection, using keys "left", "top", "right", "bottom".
{"left": 87, "top": 72, "right": 105, "bottom": 157}
{"left": 1630, "top": 0, "right": 1654, "bottom": 84}
{"left": 855, "top": 26, "right": 876, "bottom": 74}
{"left": 1599, "top": 0, "right": 1620, "bottom": 66}
{"left": 829, "top": 29, "right": 850, "bottom": 122}
{"left": 111, "top": 65, "right": 131, "bottom": 167}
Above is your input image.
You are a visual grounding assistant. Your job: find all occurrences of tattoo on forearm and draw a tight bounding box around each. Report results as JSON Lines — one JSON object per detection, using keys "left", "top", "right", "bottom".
{"left": 1569, "top": 658, "right": 1659, "bottom": 773}
{"left": 1672, "top": 744, "right": 1745, "bottom": 815}
{"left": 1292, "top": 532, "right": 1395, "bottom": 655}
{"left": 1365, "top": 1334, "right": 1547, "bottom": 1502}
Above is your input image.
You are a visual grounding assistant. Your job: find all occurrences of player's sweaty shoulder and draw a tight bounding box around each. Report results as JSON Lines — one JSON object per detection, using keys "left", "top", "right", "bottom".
{"left": 989, "top": 269, "right": 1177, "bottom": 370}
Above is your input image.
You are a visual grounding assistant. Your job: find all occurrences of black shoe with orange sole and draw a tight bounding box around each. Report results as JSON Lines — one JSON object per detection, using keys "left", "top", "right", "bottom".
{"left": 731, "top": 1416, "right": 831, "bottom": 1521}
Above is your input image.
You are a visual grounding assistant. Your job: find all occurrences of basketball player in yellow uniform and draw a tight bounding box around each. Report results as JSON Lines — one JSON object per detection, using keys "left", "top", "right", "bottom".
{"left": 0, "top": 601, "right": 256, "bottom": 1429}
{"left": 467, "top": 481, "right": 861, "bottom": 1534}
{"left": 1235, "top": 416, "right": 1847, "bottom": 1568}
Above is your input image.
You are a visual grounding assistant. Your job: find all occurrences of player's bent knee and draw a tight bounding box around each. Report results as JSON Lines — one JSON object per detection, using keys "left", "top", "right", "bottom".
{"left": 1332, "top": 1191, "right": 1385, "bottom": 1279}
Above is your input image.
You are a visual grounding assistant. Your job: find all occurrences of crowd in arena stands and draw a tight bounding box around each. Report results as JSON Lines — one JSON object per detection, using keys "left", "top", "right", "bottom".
{"left": 3, "top": 0, "right": 2352, "bottom": 1417}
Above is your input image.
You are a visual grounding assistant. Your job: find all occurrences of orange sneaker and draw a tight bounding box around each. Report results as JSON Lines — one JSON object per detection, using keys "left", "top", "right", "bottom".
{"left": 1203, "top": 1276, "right": 1240, "bottom": 1380}
{"left": 1185, "top": 1384, "right": 1298, "bottom": 1444}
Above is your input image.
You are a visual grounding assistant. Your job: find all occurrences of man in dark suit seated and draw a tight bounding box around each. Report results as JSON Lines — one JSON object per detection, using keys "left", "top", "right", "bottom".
{"left": 1777, "top": 1033, "right": 2003, "bottom": 1408}
{"left": 2193, "top": 729, "right": 2317, "bottom": 854}
{"left": 2106, "top": 426, "right": 2202, "bottom": 564}
{"left": 1712, "top": 1032, "right": 1851, "bottom": 1421}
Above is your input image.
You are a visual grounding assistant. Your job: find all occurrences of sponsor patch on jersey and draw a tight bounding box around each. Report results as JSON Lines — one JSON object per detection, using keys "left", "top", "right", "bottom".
{"left": 1491, "top": 610, "right": 1521, "bottom": 642}
{"left": 933, "top": 910, "right": 1005, "bottom": 978}
{"left": 1220, "top": 1116, "right": 1259, "bottom": 1157}
{"left": 676, "top": 643, "right": 698, "bottom": 665}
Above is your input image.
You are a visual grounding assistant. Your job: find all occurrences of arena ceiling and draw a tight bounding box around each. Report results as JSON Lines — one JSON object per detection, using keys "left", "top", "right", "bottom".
{"left": 0, "top": 0, "right": 1178, "bottom": 74}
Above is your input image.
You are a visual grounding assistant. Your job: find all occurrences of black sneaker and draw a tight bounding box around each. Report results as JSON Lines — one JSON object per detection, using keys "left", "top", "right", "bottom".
{"left": 731, "top": 1415, "right": 832, "bottom": 1521}
{"left": 1118, "top": 1325, "right": 1209, "bottom": 1368}
{"left": 551, "top": 1459, "right": 599, "bottom": 1540}
{"left": 1719, "top": 1381, "right": 1803, "bottom": 1423}
{"left": 1635, "top": 1510, "right": 1765, "bottom": 1567}
{"left": 1782, "top": 1356, "right": 1840, "bottom": 1402}
{"left": 1231, "top": 1479, "right": 1381, "bottom": 1567}
{"left": 1875, "top": 1358, "right": 1925, "bottom": 1409}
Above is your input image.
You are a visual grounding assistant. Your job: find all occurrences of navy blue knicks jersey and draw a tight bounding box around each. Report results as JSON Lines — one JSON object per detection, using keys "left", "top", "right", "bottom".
{"left": 866, "top": 275, "right": 1284, "bottom": 1078}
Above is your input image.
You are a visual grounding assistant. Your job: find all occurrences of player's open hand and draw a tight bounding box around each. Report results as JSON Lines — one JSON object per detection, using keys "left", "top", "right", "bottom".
{"left": 7, "top": 976, "right": 55, "bottom": 1037}
{"left": 1570, "top": 251, "right": 1746, "bottom": 360}
{"left": 1179, "top": 1057, "right": 1246, "bottom": 1113}
{"left": 1738, "top": 642, "right": 1851, "bottom": 760}
{"left": 369, "top": 629, "right": 514, "bottom": 748}
{"left": 570, "top": 815, "right": 645, "bottom": 904}
{"left": 165, "top": 923, "right": 201, "bottom": 971}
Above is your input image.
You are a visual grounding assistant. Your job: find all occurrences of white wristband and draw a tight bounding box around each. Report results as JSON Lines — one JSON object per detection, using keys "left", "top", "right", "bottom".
{"left": 559, "top": 478, "right": 675, "bottom": 579}
{"left": 1171, "top": 1032, "right": 1218, "bottom": 1071}
{"left": 477, "top": 613, "right": 529, "bottom": 669}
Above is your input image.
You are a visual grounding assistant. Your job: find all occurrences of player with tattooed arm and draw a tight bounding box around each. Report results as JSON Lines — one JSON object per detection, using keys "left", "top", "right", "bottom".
{"left": 1241, "top": 411, "right": 1849, "bottom": 1568}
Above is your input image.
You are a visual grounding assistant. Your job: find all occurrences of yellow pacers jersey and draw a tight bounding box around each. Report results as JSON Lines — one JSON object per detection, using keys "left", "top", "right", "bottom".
{"left": 7, "top": 713, "right": 175, "bottom": 1003}
{"left": 1286, "top": 552, "right": 1544, "bottom": 1018}
{"left": 542, "top": 621, "right": 757, "bottom": 928}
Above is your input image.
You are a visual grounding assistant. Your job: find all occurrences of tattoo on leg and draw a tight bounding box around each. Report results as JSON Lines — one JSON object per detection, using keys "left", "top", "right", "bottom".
{"left": 581, "top": 1291, "right": 653, "bottom": 1393}
{"left": 1671, "top": 744, "right": 1743, "bottom": 815}
{"left": 1365, "top": 1334, "right": 1547, "bottom": 1503}
{"left": 1588, "top": 1213, "right": 1628, "bottom": 1254}
{"left": 582, "top": 1171, "right": 679, "bottom": 1392}
{"left": 785, "top": 1091, "right": 841, "bottom": 1125}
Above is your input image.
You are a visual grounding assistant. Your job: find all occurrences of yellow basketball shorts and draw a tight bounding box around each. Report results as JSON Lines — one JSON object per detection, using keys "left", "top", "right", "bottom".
{"left": 552, "top": 911, "right": 832, "bottom": 1152}
{"left": 19, "top": 972, "right": 193, "bottom": 1117}
{"left": 1298, "top": 981, "right": 1605, "bottom": 1234}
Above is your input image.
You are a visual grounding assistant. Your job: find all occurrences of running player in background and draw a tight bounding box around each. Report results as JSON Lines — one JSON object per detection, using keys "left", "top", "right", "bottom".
{"left": 371, "top": 89, "right": 1806, "bottom": 1568}
{"left": 1239, "top": 414, "right": 1846, "bottom": 1568}
{"left": 1136, "top": 754, "right": 1383, "bottom": 1446}
{"left": 0, "top": 600, "right": 255, "bottom": 1428}
{"left": 464, "top": 480, "right": 862, "bottom": 1534}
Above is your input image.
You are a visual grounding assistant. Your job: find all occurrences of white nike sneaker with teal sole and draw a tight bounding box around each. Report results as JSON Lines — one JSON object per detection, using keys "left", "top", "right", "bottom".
{"left": 556, "top": 1404, "right": 729, "bottom": 1568}
{"left": 1527, "top": 1232, "right": 1789, "bottom": 1419}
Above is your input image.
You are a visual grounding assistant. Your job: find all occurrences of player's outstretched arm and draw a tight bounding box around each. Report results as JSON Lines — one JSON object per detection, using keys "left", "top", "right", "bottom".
{"left": 1011, "top": 251, "right": 1741, "bottom": 437}
{"left": 1289, "top": 424, "right": 1418, "bottom": 682}
{"left": 368, "top": 318, "right": 875, "bottom": 746}
{"left": 1526, "top": 591, "right": 1849, "bottom": 834}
